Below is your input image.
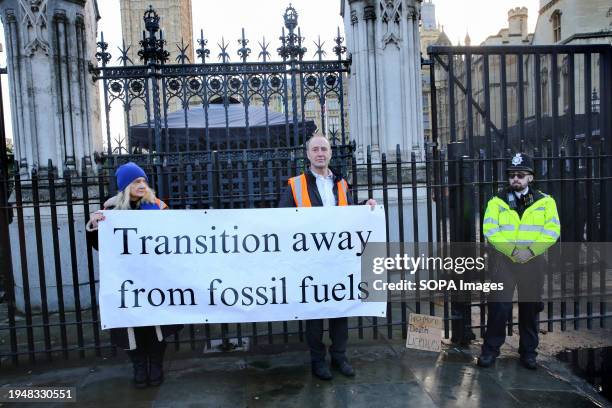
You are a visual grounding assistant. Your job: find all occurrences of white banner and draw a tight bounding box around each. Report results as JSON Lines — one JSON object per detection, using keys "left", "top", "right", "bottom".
{"left": 98, "top": 206, "right": 387, "bottom": 329}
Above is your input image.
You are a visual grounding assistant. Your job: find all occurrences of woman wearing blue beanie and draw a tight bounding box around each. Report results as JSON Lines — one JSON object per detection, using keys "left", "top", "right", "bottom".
{"left": 86, "top": 162, "right": 182, "bottom": 388}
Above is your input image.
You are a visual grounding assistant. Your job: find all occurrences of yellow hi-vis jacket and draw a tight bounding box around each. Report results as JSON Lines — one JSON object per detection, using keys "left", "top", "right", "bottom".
{"left": 483, "top": 189, "right": 560, "bottom": 261}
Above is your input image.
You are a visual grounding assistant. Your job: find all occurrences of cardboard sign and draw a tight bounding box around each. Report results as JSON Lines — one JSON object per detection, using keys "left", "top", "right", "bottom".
{"left": 405, "top": 313, "right": 443, "bottom": 352}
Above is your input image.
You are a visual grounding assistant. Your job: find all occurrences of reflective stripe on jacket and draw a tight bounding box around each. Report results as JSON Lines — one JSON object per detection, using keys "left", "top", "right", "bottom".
{"left": 483, "top": 193, "right": 560, "bottom": 260}
{"left": 288, "top": 174, "right": 349, "bottom": 207}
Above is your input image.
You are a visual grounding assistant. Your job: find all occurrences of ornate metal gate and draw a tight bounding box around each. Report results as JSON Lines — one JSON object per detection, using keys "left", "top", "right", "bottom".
{"left": 92, "top": 5, "right": 353, "bottom": 202}
{"left": 94, "top": 5, "right": 350, "bottom": 155}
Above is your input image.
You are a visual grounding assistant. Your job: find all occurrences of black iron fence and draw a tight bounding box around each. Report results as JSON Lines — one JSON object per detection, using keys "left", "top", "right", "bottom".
{"left": 1, "top": 144, "right": 611, "bottom": 365}
{"left": 1, "top": 9, "right": 611, "bottom": 366}
{"left": 96, "top": 144, "right": 354, "bottom": 209}
{"left": 94, "top": 5, "right": 350, "bottom": 158}
{"left": 426, "top": 44, "right": 612, "bottom": 160}
{"left": 426, "top": 43, "right": 612, "bottom": 341}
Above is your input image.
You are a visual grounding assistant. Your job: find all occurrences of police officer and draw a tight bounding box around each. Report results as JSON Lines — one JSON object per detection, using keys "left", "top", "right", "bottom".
{"left": 477, "top": 153, "right": 560, "bottom": 369}
{"left": 278, "top": 133, "right": 376, "bottom": 380}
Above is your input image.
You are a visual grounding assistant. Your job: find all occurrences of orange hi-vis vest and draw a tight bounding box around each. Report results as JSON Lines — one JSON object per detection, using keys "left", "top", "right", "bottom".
{"left": 288, "top": 173, "right": 349, "bottom": 207}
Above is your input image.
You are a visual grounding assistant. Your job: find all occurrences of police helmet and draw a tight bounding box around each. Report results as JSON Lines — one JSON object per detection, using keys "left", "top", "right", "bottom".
{"left": 506, "top": 152, "right": 534, "bottom": 174}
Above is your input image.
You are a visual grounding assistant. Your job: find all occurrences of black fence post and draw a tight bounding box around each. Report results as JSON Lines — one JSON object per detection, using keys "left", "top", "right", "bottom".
{"left": 155, "top": 155, "right": 166, "bottom": 201}
{"left": 477, "top": 150, "right": 487, "bottom": 337}
{"left": 600, "top": 49, "right": 612, "bottom": 241}
{"left": 81, "top": 161, "right": 101, "bottom": 356}
{"left": 447, "top": 142, "right": 475, "bottom": 344}
{"left": 366, "top": 145, "right": 377, "bottom": 339}
{"left": 31, "top": 168, "right": 52, "bottom": 360}
{"left": 425, "top": 146, "right": 435, "bottom": 318}
{"left": 48, "top": 161, "right": 69, "bottom": 358}
{"left": 14, "top": 168, "right": 35, "bottom": 363}
{"left": 559, "top": 147, "right": 567, "bottom": 331}
{"left": 0, "top": 148, "right": 17, "bottom": 366}
{"left": 461, "top": 154, "right": 476, "bottom": 341}
{"left": 599, "top": 144, "right": 607, "bottom": 328}
{"left": 65, "top": 170, "right": 85, "bottom": 358}
{"left": 381, "top": 152, "right": 392, "bottom": 339}
{"left": 410, "top": 152, "right": 420, "bottom": 316}
{"left": 395, "top": 145, "right": 407, "bottom": 339}
{"left": 586, "top": 147, "right": 593, "bottom": 329}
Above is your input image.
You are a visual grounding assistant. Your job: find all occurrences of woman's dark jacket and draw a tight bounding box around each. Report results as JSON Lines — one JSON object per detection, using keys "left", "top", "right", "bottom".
{"left": 87, "top": 198, "right": 182, "bottom": 350}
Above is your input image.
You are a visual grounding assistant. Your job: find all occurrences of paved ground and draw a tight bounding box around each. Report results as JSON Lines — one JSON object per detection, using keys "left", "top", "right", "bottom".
{"left": 0, "top": 336, "right": 609, "bottom": 408}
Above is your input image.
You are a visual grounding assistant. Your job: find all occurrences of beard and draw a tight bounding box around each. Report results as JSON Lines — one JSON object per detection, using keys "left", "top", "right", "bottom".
{"left": 510, "top": 182, "right": 526, "bottom": 191}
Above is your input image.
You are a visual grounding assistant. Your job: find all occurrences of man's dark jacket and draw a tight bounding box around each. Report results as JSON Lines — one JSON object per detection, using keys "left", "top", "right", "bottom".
{"left": 278, "top": 168, "right": 355, "bottom": 208}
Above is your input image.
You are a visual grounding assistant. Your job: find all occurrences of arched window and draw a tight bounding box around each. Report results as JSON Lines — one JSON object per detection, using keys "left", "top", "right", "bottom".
{"left": 551, "top": 10, "right": 562, "bottom": 42}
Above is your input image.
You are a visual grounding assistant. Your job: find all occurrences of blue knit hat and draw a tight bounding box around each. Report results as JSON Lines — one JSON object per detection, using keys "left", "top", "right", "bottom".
{"left": 115, "top": 162, "right": 148, "bottom": 191}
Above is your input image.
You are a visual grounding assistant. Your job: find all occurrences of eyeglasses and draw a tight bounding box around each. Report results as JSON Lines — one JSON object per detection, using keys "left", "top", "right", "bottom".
{"left": 508, "top": 172, "right": 528, "bottom": 179}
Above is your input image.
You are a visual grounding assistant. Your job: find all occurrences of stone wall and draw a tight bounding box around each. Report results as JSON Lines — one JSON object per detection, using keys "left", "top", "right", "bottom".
{"left": 0, "top": 0, "right": 102, "bottom": 176}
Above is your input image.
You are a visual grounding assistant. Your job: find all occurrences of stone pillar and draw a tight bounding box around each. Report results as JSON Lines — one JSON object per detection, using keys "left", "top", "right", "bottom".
{"left": 0, "top": 0, "right": 102, "bottom": 176}
{"left": 343, "top": 0, "right": 424, "bottom": 161}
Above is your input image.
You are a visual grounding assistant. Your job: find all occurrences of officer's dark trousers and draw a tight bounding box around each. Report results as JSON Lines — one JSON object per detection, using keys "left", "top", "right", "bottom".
{"left": 305, "top": 318, "right": 348, "bottom": 364}
{"left": 482, "top": 255, "right": 545, "bottom": 359}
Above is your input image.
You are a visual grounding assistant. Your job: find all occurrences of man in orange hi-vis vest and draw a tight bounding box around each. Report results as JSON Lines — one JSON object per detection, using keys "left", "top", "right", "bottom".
{"left": 278, "top": 133, "right": 376, "bottom": 381}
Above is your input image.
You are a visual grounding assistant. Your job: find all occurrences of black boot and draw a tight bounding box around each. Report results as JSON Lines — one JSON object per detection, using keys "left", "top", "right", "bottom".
{"left": 311, "top": 362, "right": 333, "bottom": 380}
{"left": 520, "top": 356, "right": 537, "bottom": 370}
{"left": 331, "top": 359, "right": 355, "bottom": 377}
{"left": 477, "top": 354, "right": 496, "bottom": 368}
{"left": 127, "top": 350, "right": 148, "bottom": 388}
{"left": 148, "top": 341, "right": 166, "bottom": 387}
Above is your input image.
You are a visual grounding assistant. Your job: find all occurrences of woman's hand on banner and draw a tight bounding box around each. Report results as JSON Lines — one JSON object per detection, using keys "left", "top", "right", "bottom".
{"left": 87, "top": 211, "right": 106, "bottom": 231}
{"left": 366, "top": 199, "right": 377, "bottom": 210}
